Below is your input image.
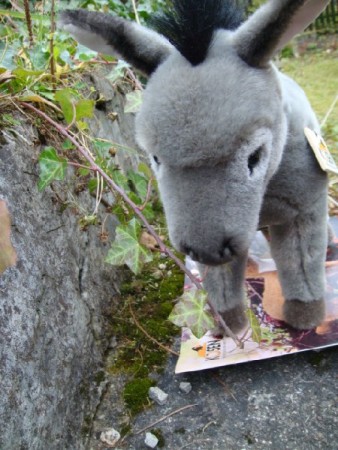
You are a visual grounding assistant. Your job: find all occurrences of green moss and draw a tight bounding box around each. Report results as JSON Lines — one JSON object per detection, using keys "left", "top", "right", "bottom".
{"left": 110, "top": 256, "right": 183, "bottom": 374}
{"left": 109, "top": 251, "right": 184, "bottom": 416}
{"left": 123, "top": 378, "right": 155, "bottom": 416}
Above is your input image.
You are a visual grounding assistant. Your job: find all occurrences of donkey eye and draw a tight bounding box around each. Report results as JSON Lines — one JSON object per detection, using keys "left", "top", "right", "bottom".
{"left": 153, "top": 155, "right": 160, "bottom": 165}
{"left": 248, "top": 147, "right": 262, "bottom": 175}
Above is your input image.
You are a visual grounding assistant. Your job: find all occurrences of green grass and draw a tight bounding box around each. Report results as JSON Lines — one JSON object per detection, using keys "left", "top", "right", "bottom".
{"left": 280, "top": 49, "right": 338, "bottom": 150}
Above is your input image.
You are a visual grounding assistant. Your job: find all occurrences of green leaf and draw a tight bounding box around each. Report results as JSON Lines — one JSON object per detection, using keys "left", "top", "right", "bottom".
{"left": 38, "top": 146, "right": 67, "bottom": 191}
{"left": 138, "top": 162, "right": 152, "bottom": 179}
{"left": 93, "top": 139, "right": 114, "bottom": 159}
{"left": 78, "top": 167, "right": 90, "bottom": 176}
{"left": 2, "top": 114, "right": 20, "bottom": 126}
{"left": 62, "top": 139, "right": 74, "bottom": 150}
{"left": 112, "top": 203, "right": 131, "bottom": 225}
{"left": 76, "top": 120, "right": 89, "bottom": 130}
{"left": 106, "top": 60, "right": 130, "bottom": 83}
{"left": 246, "top": 308, "right": 262, "bottom": 343}
{"left": 127, "top": 170, "right": 148, "bottom": 200}
{"left": 124, "top": 90, "right": 143, "bottom": 114}
{"left": 111, "top": 169, "right": 130, "bottom": 193}
{"left": 75, "top": 44, "right": 97, "bottom": 61}
{"left": 12, "top": 67, "right": 43, "bottom": 81}
{"left": 106, "top": 218, "right": 152, "bottom": 274}
{"left": 55, "top": 90, "right": 94, "bottom": 125}
{"left": 169, "top": 290, "right": 215, "bottom": 338}
{"left": 55, "top": 89, "right": 74, "bottom": 124}
{"left": 88, "top": 178, "right": 98, "bottom": 194}
{"left": 75, "top": 99, "right": 95, "bottom": 120}
{"left": 142, "top": 204, "right": 155, "bottom": 221}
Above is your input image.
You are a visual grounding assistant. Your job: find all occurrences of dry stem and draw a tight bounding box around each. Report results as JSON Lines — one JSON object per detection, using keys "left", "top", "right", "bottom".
{"left": 23, "top": 0, "right": 34, "bottom": 46}
{"left": 129, "top": 302, "right": 179, "bottom": 356}
{"left": 134, "top": 404, "right": 198, "bottom": 435}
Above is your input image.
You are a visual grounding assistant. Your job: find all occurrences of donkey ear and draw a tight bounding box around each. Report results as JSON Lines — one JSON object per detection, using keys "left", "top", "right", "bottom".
{"left": 233, "top": 0, "right": 330, "bottom": 67}
{"left": 59, "top": 10, "right": 174, "bottom": 75}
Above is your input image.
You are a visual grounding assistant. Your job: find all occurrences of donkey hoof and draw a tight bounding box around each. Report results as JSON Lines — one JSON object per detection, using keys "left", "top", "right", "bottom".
{"left": 283, "top": 299, "right": 325, "bottom": 330}
{"left": 213, "top": 304, "right": 248, "bottom": 336}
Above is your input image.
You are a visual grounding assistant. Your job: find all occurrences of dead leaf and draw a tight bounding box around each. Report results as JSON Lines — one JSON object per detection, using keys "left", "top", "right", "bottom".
{"left": 140, "top": 231, "right": 160, "bottom": 251}
{"left": 0, "top": 200, "right": 17, "bottom": 274}
{"left": 0, "top": 69, "right": 15, "bottom": 84}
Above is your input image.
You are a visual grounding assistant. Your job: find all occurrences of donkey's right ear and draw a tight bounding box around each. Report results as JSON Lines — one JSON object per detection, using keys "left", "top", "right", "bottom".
{"left": 59, "top": 10, "right": 174, "bottom": 75}
{"left": 233, "top": 0, "right": 330, "bottom": 68}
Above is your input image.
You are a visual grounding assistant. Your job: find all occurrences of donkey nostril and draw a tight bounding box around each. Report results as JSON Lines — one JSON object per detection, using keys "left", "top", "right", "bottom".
{"left": 181, "top": 244, "right": 197, "bottom": 261}
{"left": 220, "top": 240, "right": 234, "bottom": 261}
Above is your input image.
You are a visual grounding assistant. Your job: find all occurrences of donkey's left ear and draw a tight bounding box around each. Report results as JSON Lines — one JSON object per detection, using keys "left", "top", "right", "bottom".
{"left": 59, "top": 9, "right": 174, "bottom": 75}
{"left": 233, "top": 0, "right": 330, "bottom": 68}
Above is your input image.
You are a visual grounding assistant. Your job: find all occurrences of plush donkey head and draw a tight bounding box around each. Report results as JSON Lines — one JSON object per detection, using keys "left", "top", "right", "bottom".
{"left": 60, "top": 1, "right": 329, "bottom": 332}
{"left": 60, "top": 0, "right": 328, "bottom": 266}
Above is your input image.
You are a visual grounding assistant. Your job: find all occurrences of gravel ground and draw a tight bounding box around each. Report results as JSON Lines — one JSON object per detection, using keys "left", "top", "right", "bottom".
{"left": 92, "top": 344, "right": 337, "bottom": 450}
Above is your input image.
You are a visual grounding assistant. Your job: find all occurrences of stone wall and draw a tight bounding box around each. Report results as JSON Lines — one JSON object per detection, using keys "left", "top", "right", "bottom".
{"left": 0, "top": 72, "right": 137, "bottom": 449}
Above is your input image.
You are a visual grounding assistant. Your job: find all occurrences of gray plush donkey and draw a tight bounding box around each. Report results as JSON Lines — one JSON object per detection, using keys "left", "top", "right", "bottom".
{"left": 60, "top": 0, "right": 330, "bottom": 333}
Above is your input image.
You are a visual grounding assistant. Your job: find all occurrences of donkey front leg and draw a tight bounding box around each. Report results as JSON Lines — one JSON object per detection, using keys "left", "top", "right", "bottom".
{"left": 197, "top": 255, "right": 248, "bottom": 334}
{"left": 269, "top": 204, "right": 327, "bottom": 330}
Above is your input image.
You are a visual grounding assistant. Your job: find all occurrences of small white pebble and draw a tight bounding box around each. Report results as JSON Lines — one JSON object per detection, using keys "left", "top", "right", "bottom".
{"left": 145, "top": 432, "right": 159, "bottom": 448}
{"left": 152, "top": 269, "right": 163, "bottom": 280}
{"left": 179, "top": 382, "right": 192, "bottom": 394}
{"left": 148, "top": 386, "right": 168, "bottom": 405}
{"left": 100, "top": 428, "right": 120, "bottom": 447}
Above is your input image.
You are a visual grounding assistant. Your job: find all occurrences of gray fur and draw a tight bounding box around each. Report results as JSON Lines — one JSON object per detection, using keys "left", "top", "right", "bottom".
{"left": 60, "top": 0, "right": 330, "bottom": 332}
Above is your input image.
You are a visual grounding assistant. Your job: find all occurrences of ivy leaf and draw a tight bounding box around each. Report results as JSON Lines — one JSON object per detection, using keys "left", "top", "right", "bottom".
{"left": 62, "top": 139, "right": 74, "bottom": 150}
{"left": 75, "top": 99, "right": 95, "bottom": 120}
{"left": 75, "top": 44, "right": 97, "bottom": 62}
{"left": 55, "top": 89, "right": 74, "bottom": 124}
{"left": 111, "top": 169, "right": 130, "bottom": 193}
{"left": 38, "top": 147, "right": 67, "bottom": 191}
{"left": 106, "top": 60, "right": 130, "bottom": 84}
{"left": 138, "top": 162, "right": 152, "bottom": 179}
{"left": 93, "top": 139, "right": 114, "bottom": 159}
{"left": 55, "top": 90, "right": 94, "bottom": 124}
{"left": 169, "top": 290, "right": 215, "bottom": 338}
{"left": 127, "top": 170, "right": 148, "bottom": 201}
{"left": 106, "top": 218, "right": 152, "bottom": 274}
{"left": 246, "top": 308, "right": 262, "bottom": 343}
{"left": 124, "top": 90, "right": 143, "bottom": 114}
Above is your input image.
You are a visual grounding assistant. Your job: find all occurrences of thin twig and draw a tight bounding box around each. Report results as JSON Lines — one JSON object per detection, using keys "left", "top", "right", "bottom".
{"left": 23, "top": 0, "right": 34, "bottom": 46}
{"left": 49, "top": 0, "right": 56, "bottom": 88}
{"left": 65, "top": 101, "right": 77, "bottom": 130}
{"left": 135, "top": 404, "right": 198, "bottom": 435}
{"left": 20, "top": 101, "right": 242, "bottom": 347}
{"left": 130, "top": 0, "right": 141, "bottom": 25}
{"left": 138, "top": 177, "right": 154, "bottom": 211}
{"left": 212, "top": 373, "right": 237, "bottom": 402}
{"left": 129, "top": 302, "right": 179, "bottom": 356}
{"left": 67, "top": 161, "right": 94, "bottom": 171}
{"left": 126, "top": 67, "right": 143, "bottom": 91}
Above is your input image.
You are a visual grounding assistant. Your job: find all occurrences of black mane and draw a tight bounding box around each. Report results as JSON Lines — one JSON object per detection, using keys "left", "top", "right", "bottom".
{"left": 150, "top": 0, "right": 246, "bottom": 66}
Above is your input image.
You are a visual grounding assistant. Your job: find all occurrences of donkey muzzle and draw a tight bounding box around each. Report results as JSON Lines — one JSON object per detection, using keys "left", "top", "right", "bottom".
{"left": 181, "top": 239, "right": 235, "bottom": 266}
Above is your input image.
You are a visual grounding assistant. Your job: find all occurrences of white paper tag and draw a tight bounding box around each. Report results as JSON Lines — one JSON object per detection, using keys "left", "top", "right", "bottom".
{"left": 304, "top": 127, "right": 338, "bottom": 175}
